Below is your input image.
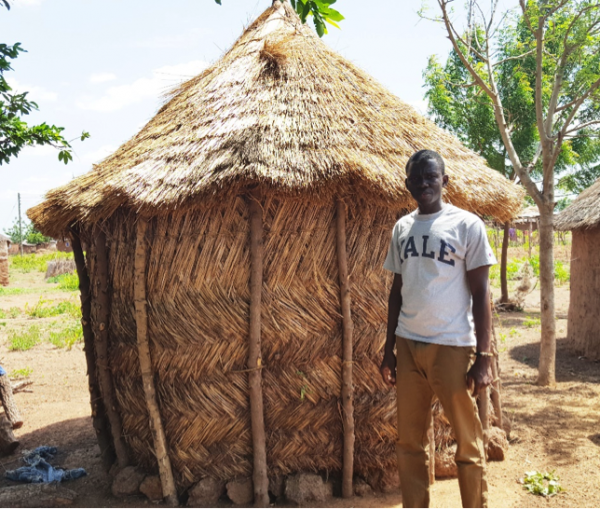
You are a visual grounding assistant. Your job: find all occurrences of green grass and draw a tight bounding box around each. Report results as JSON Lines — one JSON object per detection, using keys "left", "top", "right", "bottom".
{"left": 523, "top": 316, "right": 541, "bottom": 328}
{"left": 48, "top": 321, "right": 83, "bottom": 350}
{"left": 522, "top": 470, "right": 563, "bottom": 497}
{"left": 9, "top": 252, "right": 73, "bottom": 273}
{"left": 8, "top": 325, "right": 42, "bottom": 351}
{"left": 9, "top": 367, "right": 33, "bottom": 379}
{"left": 47, "top": 271, "right": 79, "bottom": 291}
{"left": 0, "top": 287, "right": 26, "bottom": 296}
{"left": 26, "top": 298, "right": 81, "bottom": 319}
{"left": 0, "top": 307, "right": 21, "bottom": 319}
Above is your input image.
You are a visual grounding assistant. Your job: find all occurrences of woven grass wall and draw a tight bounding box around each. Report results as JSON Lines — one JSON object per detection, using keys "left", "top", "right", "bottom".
{"left": 87, "top": 196, "right": 401, "bottom": 489}
{"left": 0, "top": 239, "right": 9, "bottom": 287}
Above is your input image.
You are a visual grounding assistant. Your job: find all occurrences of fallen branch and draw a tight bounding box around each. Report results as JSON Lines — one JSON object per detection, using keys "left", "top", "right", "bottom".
{"left": 11, "top": 381, "right": 33, "bottom": 394}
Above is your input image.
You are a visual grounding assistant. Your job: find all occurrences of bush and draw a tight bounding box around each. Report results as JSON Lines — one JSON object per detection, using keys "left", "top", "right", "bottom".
{"left": 9, "top": 252, "right": 73, "bottom": 273}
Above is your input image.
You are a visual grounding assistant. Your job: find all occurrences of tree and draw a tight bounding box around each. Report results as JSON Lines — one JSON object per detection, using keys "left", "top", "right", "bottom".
{"left": 214, "top": 0, "right": 344, "bottom": 37}
{"left": 429, "top": 0, "right": 600, "bottom": 385}
{"left": 3, "top": 217, "right": 51, "bottom": 245}
{"left": 0, "top": 42, "right": 89, "bottom": 165}
{"left": 424, "top": 26, "right": 600, "bottom": 305}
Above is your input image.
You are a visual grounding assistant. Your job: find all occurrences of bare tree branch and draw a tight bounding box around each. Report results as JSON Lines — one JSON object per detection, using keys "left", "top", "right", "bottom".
{"left": 493, "top": 49, "right": 536, "bottom": 67}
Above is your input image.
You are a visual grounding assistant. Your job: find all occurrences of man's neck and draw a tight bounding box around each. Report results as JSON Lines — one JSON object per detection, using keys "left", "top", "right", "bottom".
{"left": 418, "top": 201, "right": 444, "bottom": 215}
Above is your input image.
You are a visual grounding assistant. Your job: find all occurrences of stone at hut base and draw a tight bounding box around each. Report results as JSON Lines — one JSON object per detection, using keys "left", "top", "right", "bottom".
{"left": 285, "top": 473, "right": 332, "bottom": 505}
{"left": 111, "top": 466, "right": 146, "bottom": 497}
{"left": 187, "top": 477, "right": 225, "bottom": 507}
{"left": 487, "top": 426, "right": 509, "bottom": 461}
{"left": 226, "top": 478, "right": 253, "bottom": 505}
{"left": 140, "top": 475, "right": 163, "bottom": 502}
{"left": 354, "top": 478, "right": 373, "bottom": 497}
{"left": 269, "top": 475, "right": 285, "bottom": 498}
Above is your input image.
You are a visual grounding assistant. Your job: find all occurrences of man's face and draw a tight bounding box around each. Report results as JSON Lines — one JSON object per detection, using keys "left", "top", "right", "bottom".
{"left": 405, "top": 160, "right": 448, "bottom": 211}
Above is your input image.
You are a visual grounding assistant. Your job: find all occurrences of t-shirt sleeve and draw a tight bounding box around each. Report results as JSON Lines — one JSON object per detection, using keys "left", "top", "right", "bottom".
{"left": 383, "top": 223, "right": 402, "bottom": 274}
{"left": 466, "top": 218, "right": 497, "bottom": 271}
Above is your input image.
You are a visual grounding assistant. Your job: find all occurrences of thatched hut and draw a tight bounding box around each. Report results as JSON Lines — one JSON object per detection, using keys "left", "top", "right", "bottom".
{"left": 29, "top": 1, "right": 523, "bottom": 503}
{"left": 555, "top": 177, "right": 600, "bottom": 361}
{"left": 0, "top": 233, "right": 10, "bottom": 287}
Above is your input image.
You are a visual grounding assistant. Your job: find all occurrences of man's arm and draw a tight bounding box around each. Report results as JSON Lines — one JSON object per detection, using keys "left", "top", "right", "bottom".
{"left": 466, "top": 265, "right": 494, "bottom": 395}
{"left": 380, "top": 273, "right": 402, "bottom": 387}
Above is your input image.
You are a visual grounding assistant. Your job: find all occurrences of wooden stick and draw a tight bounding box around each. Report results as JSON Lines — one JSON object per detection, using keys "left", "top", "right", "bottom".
{"left": 477, "top": 387, "right": 489, "bottom": 454}
{"left": 71, "top": 229, "right": 115, "bottom": 471}
{"left": 92, "top": 228, "right": 129, "bottom": 468}
{"left": 0, "top": 374, "right": 22, "bottom": 429}
{"left": 428, "top": 410, "right": 435, "bottom": 485}
{"left": 335, "top": 199, "right": 355, "bottom": 499}
{"left": 134, "top": 219, "right": 178, "bottom": 507}
{"left": 247, "top": 195, "right": 269, "bottom": 508}
{"left": 11, "top": 380, "right": 33, "bottom": 393}
{"left": 489, "top": 300, "right": 503, "bottom": 430}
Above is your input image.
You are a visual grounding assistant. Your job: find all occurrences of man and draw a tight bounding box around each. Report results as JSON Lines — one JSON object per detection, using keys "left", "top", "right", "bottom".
{"left": 380, "top": 149, "right": 495, "bottom": 508}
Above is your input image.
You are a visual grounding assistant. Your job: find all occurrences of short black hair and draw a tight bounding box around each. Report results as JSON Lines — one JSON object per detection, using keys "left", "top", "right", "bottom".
{"left": 405, "top": 150, "right": 445, "bottom": 175}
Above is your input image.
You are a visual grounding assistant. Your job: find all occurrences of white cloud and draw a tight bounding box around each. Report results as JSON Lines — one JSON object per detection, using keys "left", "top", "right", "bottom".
{"left": 89, "top": 72, "right": 117, "bottom": 84}
{"left": 6, "top": 77, "right": 58, "bottom": 103}
{"left": 81, "top": 145, "right": 116, "bottom": 164}
{"left": 76, "top": 60, "right": 208, "bottom": 112}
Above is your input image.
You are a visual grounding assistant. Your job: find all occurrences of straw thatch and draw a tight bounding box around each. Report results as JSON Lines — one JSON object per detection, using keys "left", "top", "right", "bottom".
{"left": 555, "top": 177, "right": 600, "bottom": 231}
{"left": 28, "top": 2, "right": 522, "bottom": 239}
{"left": 0, "top": 233, "right": 10, "bottom": 287}
{"left": 27, "top": 0, "right": 522, "bottom": 497}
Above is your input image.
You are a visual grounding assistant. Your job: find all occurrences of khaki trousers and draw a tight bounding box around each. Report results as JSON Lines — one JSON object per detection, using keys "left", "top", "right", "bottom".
{"left": 395, "top": 336, "right": 488, "bottom": 508}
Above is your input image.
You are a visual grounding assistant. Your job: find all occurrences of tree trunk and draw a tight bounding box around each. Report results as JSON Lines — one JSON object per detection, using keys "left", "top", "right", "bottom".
{"left": 537, "top": 202, "right": 556, "bottom": 386}
{"left": 500, "top": 223, "right": 510, "bottom": 303}
{"left": 0, "top": 415, "right": 19, "bottom": 456}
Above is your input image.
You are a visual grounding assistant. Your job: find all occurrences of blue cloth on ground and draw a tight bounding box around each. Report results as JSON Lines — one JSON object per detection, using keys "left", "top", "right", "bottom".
{"left": 5, "top": 446, "right": 87, "bottom": 483}
{"left": 0, "top": 365, "right": 6, "bottom": 376}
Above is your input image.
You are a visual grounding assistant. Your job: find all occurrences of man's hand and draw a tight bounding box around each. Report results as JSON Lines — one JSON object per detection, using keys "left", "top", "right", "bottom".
{"left": 380, "top": 351, "right": 397, "bottom": 387}
{"left": 466, "top": 355, "right": 493, "bottom": 396}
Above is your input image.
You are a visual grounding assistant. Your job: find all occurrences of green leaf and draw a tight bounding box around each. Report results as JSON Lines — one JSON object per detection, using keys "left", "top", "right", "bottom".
{"left": 214, "top": 0, "right": 221, "bottom": 4}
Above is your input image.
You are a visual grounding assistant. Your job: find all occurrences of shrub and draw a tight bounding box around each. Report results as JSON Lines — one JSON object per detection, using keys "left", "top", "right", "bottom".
{"left": 9, "top": 367, "right": 33, "bottom": 379}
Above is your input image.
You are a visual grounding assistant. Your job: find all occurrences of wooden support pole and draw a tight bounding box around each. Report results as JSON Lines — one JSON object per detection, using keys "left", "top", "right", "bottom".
{"left": 428, "top": 411, "right": 435, "bottom": 485}
{"left": 335, "top": 199, "right": 355, "bottom": 499}
{"left": 489, "top": 300, "right": 503, "bottom": 430}
{"left": 0, "top": 374, "right": 23, "bottom": 429}
{"left": 134, "top": 220, "right": 178, "bottom": 507}
{"left": 247, "top": 196, "right": 269, "bottom": 508}
{"left": 71, "top": 229, "right": 115, "bottom": 471}
{"left": 94, "top": 228, "right": 129, "bottom": 468}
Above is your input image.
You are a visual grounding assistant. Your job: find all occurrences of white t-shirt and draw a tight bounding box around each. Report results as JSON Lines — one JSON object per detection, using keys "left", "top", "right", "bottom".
{"left": 383, "top": 204, "right": 497, "bottom": 347}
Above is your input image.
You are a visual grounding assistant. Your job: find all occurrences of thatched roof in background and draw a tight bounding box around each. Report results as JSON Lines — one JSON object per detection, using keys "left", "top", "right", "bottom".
{"left": 0, "top": 233, "right": 10, "bottom": 244}
{"left": 555, "top": 177, "right": 600, "bottom": 231}
{"left": 29, "top": 1, "right": 523, "bottom": 237}
{"left": 513, "top": 205, "right": 539, "bottom": 224}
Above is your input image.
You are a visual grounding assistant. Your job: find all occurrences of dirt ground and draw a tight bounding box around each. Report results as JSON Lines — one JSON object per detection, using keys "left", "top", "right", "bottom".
{"left": 0, "top": 244, "right": 598, "bottom": 508}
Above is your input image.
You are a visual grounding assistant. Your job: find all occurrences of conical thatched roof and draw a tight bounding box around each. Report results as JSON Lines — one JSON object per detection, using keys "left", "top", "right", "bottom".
{"left": 29, "top": 1, "right": 523, "bottom": 237}
{"left": 555, "top": 177, "right": 600, "bottom": 231}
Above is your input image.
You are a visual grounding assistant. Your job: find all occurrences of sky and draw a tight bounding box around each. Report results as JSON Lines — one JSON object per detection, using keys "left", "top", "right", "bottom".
{"left": 0, "top": 0, "right": 517, "bottom": 232}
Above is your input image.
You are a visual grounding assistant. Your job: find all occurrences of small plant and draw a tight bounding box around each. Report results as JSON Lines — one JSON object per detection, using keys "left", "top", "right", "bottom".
{"left": 554, "top": 260, "right": 570, "bottom": 284}
{"left": 0, "top": 287, "right": 25, "bottom": 296}
{"left": 47, "top": 271, "right": 79, "bottom": 291}
{"left": 9, "top": 367, "right": 33, "bottom": 379}
{"left": 8, "top": 307, "right": 20, "bottom": 318}
{"left": 523, "top": 316, "right": 541, "bottom": 328}
{"left": 8, "top": 325, "right": 42, "bottom": 351}
{"left": 26, "top": 297, "right": 81, "bottom": 319}
{"left": 49, "top": 321, "right": 83, "bottom": 350}
{"left": 521, "top": 470, "right": 563, "bottom": 497}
